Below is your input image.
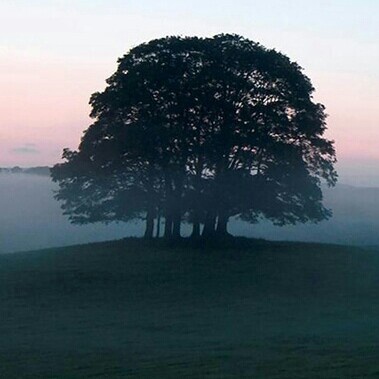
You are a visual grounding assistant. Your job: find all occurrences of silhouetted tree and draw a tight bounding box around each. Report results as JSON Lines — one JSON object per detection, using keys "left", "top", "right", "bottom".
{"left": 184, "top": 34, "right": 337, "bottom": 236}
{"left": 52, "top": 34, "right": 337, "bottom": 239}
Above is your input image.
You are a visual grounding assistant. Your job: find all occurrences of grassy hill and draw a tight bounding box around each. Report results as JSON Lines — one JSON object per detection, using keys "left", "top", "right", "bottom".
{"left": 1, "top": 238, "right": 379, "bottom": 378}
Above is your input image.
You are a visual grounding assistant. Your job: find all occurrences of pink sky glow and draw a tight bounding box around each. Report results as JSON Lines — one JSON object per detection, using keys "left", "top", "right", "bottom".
{"left": 0, "top": 1, "right": 378, "bottom": 178}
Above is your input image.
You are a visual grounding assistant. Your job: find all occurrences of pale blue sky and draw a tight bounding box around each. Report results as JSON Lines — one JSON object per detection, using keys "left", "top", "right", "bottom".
{"left": 0, "top": 0, "right": 378, "bottom": 185}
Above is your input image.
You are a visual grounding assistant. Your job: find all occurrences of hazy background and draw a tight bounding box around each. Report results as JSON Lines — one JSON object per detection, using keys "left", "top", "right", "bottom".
{"left": 1, "top": 172, "right": 378, "bottom": 253}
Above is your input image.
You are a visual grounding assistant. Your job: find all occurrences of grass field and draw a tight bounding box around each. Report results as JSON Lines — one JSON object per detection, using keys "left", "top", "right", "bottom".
{"left": 1, "top": 238, "right": 379, "bottom": 378}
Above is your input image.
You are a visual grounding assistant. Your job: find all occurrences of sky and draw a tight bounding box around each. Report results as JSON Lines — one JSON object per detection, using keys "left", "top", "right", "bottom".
{"left": 0, "top": 0, "right": 378, "bottom": 185}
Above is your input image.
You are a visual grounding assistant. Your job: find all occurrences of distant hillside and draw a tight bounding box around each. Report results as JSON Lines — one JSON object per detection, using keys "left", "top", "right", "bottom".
{"left": 1, "top": 238, "right": 379, "bottom": 378}
{"left": 0, "top": 166, "right": 51, "bottom": 176}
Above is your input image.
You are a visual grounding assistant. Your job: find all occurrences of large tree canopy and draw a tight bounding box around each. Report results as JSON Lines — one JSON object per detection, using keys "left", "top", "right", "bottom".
{"left": 52, "top": 34, "right": 337, "bottom": 239}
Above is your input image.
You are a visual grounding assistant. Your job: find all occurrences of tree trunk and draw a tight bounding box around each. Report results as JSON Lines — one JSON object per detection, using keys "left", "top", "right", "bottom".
{"left": 144, "top": 209, "right": 154, "bottom": 239}
{"left": 164, "top": 214, "right": 173, "bottom": 239}
{"left": 163, "top": 172, "right": 173, "bottom": 239}
{"left": 191, "top": 218, "right": 200, "bottom": 239}
{"left": 172, "top": 210, "right": 181, "bottom": 239}
{"left": 202, "top": 211, "right": 216, "bottom": 238}
{"left": 216, "top": 212, "right": 229, "bottom": 236}
{"left": 155, "top": 210, "right": 161, "bottom": 238}
{"left": 191, "top": 167, "right": 202, "bottom": 239}
{"left": 171, "top": 174, "right": 183, "bottom": 239}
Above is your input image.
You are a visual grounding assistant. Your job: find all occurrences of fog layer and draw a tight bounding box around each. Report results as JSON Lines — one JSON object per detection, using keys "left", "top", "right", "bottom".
{"left": 0, "top": 173, "right": 378, "bottom": 253}
{"left": 0, "top": 174, "right": 139, "bottom": 253}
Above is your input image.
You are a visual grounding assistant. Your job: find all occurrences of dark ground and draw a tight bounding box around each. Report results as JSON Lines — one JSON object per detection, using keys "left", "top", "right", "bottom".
{"left": 1, "top": 238, "right": 379, "bottom": 378}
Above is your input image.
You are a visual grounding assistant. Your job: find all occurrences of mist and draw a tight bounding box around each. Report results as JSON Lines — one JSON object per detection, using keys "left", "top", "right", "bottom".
{"left": 0, "top": 173, "right": 140, "bottom": 253}
{"left": 0, "top": 172, "right": 378, "bottom": 253}
{"left": 231, "top": 184, "right": 379, "bottom": 246}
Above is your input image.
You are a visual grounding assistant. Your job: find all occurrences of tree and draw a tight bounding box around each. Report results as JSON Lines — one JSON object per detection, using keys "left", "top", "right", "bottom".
{"left": 52, "top": 34, "right": 337, "bottom": 239}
